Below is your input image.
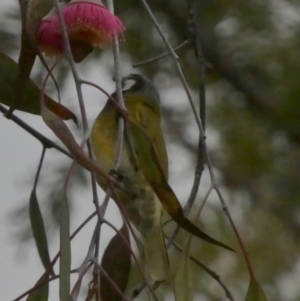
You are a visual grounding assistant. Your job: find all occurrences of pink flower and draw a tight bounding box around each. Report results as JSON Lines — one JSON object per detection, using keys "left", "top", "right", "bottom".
{"left": 63, "top": 0, "right": 124, "bottom": 47}
{"left": 37, "top": 0, "right": 124, "bottom": 61}
{"left": 38, "top": 8, "right": 65, "bottom": 57}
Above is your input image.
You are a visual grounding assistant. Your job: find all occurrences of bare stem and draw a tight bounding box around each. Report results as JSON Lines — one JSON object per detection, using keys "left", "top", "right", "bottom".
{"left": 139, "top": 0, "right": 204, "bottom": 134}
{"left": 184, "top": 0, "right": 207, "bottom": 213}
{"left": 0, "top": 104, "right": 72, "bottom": 159}
{"left": 171, "top": 240, "right": 235, "bottom": 301}
{"left": 133, "top": 40, "right": 189, "bottom": 68}
{"left": 12, "top": 212, "right": 97, "bottom": 301}
{"left": 205, "top": 147, "right": 254, "bottom": 277}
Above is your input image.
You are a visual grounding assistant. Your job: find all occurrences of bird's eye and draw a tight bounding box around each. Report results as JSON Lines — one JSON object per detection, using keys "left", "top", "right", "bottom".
{"left": 122, "top": 78, "right": 136, "bottom": 91}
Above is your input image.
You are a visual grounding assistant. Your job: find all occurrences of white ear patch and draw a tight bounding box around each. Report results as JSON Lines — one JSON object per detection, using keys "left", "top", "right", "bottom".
{"left": 122, "top": 78, "right": 136, "bottom": 92}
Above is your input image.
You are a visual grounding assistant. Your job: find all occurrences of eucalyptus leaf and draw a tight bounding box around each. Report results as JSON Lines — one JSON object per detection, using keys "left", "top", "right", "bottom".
{"left": 26, "top": 274, "right": 49, "bottom": 301}
{"left": 174, "top": 249, "right": 192, "bottom": 301}
{"left": 245, "top": 276, "right": 269, "bottom": 301}
{"left": 100, "top": 223, "right": 131, "bottom": 301}
{"left": 29, "top": 189, "right": 52, "bottom": 273}
{"left": 59, "top": 192, "right": 71, "bottom": 301}
{"left": 0, "top": 52, "right": 77, "bottom": 123}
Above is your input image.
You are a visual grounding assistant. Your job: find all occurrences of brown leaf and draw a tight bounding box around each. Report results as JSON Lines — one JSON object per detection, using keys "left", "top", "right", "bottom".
{"left": 100, "top": 223, "right": 131, "bottom": 301}
{"left": 44, "top": 97, "right": 77, "bottom": 125}
{"left": 128, "top": 121, "right": 234, "bottom": 252}
{"left": 85, "top": 281, "right": 98, "bottom": 301}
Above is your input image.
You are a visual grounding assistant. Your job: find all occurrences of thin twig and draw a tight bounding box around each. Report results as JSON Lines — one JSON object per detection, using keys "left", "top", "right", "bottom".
{"left": 51, "top": 7, "right": 103, "bottom": 297}
{"left": 70, "top": 263, "right": 93, "bottom": 301}
{"left": 0, "top": 104, "right": 72, "bottom": 159}
{"left": 133, "top": 40, "right": 189, "bottom": 68}
{"left": 137, "top": 0, "right": 208, "bottom": 254}
{"left": 39, "top": 54, "right": 85, "bottom": 296}
{"left": 91, "top": 258, "right": 131, "bottom": 301}
{"left": 139, "top": 0, "right": 204, "bottom": 135}
{"left": 80, "top": 80, "right": 125, "bottom": 114}
{"left": 182, "top": 4, "right": 248, "bottom": 276}
{"left": 184, "top": 0, "right": 207, "bottom": 213}
{"left": 33, "top": 147, "right": 47, "bottom": 188}
{"left": 184, "top": 185, "right": 213, "bottom": 267}
{"left": 107, "top": 0, "right": 126, "bottom": 173}
{"left": 70, "top": 222, "right": 101, "bottom": 301}
{"left": 205, "top": 147, "right": 254, "bottom": 276}
{"left": 11, "top": 269, "right": 79, "bottom": 301}
{"left": 52, "top": 0, "right": 88, "bottom": 134}
{"left": 103, "top": 217, "right": 159, "bottom": 301}
{"left": 31, "top": 146, "right": 56, "bottom": 278}
{"left": 171, "top": 241, "right": 235, "bottom": 301}
{"left": 52, "top": 0, "right": 100, "bottom": 188}
{"left": 82, "top": 2, "right": 128, "bottom": 298}
{"left": 12, "top": 212, "right": 97, "bottom": 301}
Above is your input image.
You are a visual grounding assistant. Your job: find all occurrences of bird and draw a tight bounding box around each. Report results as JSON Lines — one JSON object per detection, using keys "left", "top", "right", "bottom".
{"left": 90, "top": 73, "right": 170, "bottom": 281}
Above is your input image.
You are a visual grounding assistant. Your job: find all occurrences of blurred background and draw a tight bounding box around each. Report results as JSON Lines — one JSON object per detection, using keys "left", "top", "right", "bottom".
{"left": 1, "top": 0, "right": 300, "bottom": 300}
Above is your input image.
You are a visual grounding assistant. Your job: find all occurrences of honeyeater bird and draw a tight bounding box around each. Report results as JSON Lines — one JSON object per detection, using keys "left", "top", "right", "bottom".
{"left": 91, "top": 73, "right": 169, "bottom": 281}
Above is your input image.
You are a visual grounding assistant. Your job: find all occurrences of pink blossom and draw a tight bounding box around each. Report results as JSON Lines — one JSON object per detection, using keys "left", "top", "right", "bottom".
{"left": 37, "top": 0, "right": 124, "bottom": 61}
{"left": 38, "top": 7, "right": 65, "bottom": 57}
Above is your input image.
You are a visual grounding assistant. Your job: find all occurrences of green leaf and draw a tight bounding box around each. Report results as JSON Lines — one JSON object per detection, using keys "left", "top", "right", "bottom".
{"left": 59, "top": 192, "right": 71, "bottom": 301}
{"left": 0, "top": 53, "right": 76, "bottom": 123}
{"left": 26, "top": 273, "right": 49, "bottom": 301}
{"left": 174, "top": 250, "right": 192, "bottom": 301}
{"left": 29, "top": 189, "right": 52, "bottom": 273}
{"left": 0, "top": 52, "right": 40, "bottom": 114}
{"left": 128, "top": 121, "right": 233, "bottom": 252}
{"left": 100, "top": 223, "right": 131, "bottom": 301}
{"left": 245, "top": 277, "right": 269, "bottom": 301}
{"left": 18, "top": 0, "right": 37, "bottom": 81}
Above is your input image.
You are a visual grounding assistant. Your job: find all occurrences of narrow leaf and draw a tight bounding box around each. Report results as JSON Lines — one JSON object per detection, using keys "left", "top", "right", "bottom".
{"left": 0, "top": 53, "right": 76, "bottom": 122}
{"left": 18, "top": 0, "right": 37, "bottom": 80}
{"left": 26, "top": 273, "right": 49, "bottom": 301}
{"left": 59, "top": 192, "right": 71, "bottom": 301}
{"left": 174, "top": 250, "right": 192, "bottom": 301}
{"left": 44, "top": 97, "right": 78, "bottom": 125}
{"left": 128, "top": 121, "right": 233, "bottom": 252}
{"left": 29, "top": 189, "right": 52, "bottom": 273}
{"left": 245, "top": 277, "right": 269, "bottom": 301}
{"left": 100, "top": 223, "right": 131, "bottom": 301}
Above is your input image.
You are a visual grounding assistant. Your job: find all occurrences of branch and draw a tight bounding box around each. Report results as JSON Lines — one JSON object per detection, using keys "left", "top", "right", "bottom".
{"left": 133, "top": 40, "right": 189, "bottom": 68}
{"left": 183, "top": 0, "right": 207, "bottom": 214}
{"left": 0, "top": 104, "right": 72, "bottom": 159}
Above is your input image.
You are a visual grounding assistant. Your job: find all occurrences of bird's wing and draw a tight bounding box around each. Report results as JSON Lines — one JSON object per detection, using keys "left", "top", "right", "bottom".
{"left": 134, "top": 100, "right": 169, "bottom": 178}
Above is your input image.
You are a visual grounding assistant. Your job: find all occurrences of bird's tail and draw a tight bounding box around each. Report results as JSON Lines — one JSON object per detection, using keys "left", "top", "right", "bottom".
{"left": 143, "top": 221, "right": 169, "bottom": 281}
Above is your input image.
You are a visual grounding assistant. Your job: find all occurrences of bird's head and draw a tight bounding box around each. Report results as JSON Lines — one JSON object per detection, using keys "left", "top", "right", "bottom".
{"left": 121, "top": 73, "right": 161, "bottom": 107}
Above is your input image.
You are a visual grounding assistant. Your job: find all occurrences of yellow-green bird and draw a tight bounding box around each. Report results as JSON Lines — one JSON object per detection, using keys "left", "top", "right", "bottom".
{"left": 91, "top": 73, "right": 169, "bottom": 281}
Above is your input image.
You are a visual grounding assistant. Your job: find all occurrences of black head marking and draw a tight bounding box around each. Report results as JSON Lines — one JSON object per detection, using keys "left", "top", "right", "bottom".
{"left": 121, "top": 73, "right": 161, "bottom": 106}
